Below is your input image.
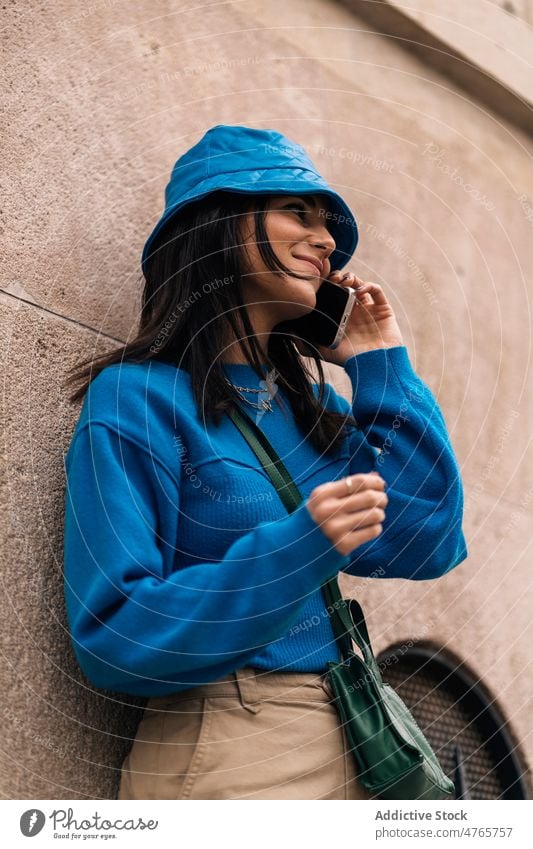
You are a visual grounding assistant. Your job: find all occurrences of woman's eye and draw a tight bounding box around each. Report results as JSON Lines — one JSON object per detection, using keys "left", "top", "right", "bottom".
{"left": 286, "top": 204, "right": 308, "bottom": 220}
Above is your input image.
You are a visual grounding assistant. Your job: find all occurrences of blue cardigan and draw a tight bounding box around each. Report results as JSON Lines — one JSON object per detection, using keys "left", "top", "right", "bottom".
{"left": 63, "top": 346, "right": 467, "bottom": 696}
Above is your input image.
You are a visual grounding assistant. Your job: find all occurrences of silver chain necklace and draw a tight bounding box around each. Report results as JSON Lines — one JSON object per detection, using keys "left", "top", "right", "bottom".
{"left": 223, "top": 368, "right": 279, "bottom": 412}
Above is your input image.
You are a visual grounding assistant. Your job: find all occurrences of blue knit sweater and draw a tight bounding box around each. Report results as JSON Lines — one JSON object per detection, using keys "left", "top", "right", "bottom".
{"left": 63, "top": 346, "right": 467, "bottom": 696}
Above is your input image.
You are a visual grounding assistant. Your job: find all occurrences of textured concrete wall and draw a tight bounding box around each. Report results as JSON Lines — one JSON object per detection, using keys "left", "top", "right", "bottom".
{"left": 1, "top": 0, "right": 531, "bottom": 798}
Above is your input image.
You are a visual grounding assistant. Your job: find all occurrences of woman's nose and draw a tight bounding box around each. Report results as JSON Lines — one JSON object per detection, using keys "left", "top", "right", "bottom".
{"left": 309, "top": 226, "right": 336, "bottom": 259}
{"left": 311, "top": 218, "right": 336, "bottom": 250}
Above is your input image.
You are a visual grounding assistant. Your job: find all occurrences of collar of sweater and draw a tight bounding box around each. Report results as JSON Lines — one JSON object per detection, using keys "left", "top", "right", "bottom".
{"left": 222, "top": 362, "right": 276, "bottom": 386}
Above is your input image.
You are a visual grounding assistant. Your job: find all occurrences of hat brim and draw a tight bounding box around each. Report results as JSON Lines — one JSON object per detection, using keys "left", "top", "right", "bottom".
{"left": 141, "top": 170, "right": 358, "bottom": 274}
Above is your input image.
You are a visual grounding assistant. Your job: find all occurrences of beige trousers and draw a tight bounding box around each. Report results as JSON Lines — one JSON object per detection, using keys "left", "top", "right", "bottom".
{"left": 117, "top": 666, "right": 372, "bottom": 800}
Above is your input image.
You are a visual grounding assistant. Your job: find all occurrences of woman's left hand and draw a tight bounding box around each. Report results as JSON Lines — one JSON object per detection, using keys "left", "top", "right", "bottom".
{"left": 314, "top": 270, "right": 405, "bottom": 367}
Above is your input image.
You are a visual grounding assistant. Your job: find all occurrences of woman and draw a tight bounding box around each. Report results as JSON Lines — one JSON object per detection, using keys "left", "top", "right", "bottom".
{"left": 63, "top": 124, "right": 467, "bottom": 800}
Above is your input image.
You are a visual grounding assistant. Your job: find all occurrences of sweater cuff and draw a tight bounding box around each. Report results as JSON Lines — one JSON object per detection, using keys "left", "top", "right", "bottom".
{"left": 343, "top": 345, "right": 415, "bottom": 409}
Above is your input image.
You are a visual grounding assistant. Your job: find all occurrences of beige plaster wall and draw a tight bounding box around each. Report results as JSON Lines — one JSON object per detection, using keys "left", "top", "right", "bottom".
{"left": 344, "top": 0, "right": 533, "bottom": 133}
{"left": 1, "top": 0, "right": 531, "bottom": 797}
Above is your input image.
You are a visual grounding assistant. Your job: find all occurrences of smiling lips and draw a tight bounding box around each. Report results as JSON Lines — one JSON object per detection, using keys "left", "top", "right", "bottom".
{"left": 293, "top": 254, "right": 323, "bottom": 275}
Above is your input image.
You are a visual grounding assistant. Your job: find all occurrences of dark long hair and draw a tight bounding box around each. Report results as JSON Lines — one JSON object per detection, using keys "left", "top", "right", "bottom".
{"left": 63, "top": 190, "right": 359, "bottom": 456}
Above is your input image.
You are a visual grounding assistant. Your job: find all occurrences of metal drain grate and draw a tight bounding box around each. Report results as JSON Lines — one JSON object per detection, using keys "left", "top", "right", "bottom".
{"left": 377, "top": 645, "right": 529, "bottom": 800}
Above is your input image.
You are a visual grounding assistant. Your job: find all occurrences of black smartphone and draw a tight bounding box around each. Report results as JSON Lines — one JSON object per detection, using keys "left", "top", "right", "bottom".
{"left": 278, "top": 278, "right": 357, "bottom": 349}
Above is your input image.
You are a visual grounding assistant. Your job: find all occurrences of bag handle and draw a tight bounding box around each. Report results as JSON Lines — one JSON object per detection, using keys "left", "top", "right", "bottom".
{"left": 226, "top": 401, "right": 380, "bottom": 671}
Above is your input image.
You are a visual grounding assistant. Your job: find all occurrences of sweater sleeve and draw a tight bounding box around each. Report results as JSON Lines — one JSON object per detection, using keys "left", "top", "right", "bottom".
{"left": 328, "top": 346, "right": 468, "bottom": 581}
{"left": 63, "top": 421, "right": 348, "bottom": 696}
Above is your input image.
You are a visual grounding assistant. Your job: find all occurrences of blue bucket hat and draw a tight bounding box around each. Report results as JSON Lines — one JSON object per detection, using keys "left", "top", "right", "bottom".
{"left": 141, "top": 124, "right": 358, "bottom": 274}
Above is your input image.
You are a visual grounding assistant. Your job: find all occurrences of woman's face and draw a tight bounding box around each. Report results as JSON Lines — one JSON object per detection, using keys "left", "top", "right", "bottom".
{"left": 239, "top": 193, "right": 337, "bottom": 326}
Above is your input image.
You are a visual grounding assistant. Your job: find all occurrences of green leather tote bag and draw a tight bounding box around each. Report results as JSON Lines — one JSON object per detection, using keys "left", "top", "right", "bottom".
{"left": 227, "top": 401, "right": 455, "bottom": 801}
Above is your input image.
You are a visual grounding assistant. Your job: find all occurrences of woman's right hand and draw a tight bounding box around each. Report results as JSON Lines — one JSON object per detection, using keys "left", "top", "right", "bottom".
{"left": 305, "top": 472, "right": 388, "bottom": 556}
